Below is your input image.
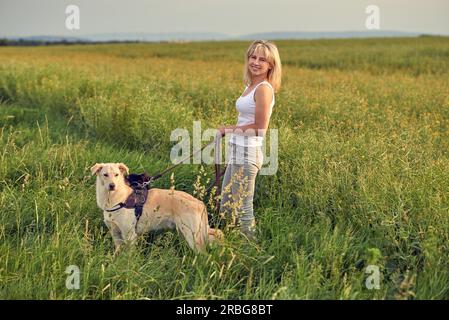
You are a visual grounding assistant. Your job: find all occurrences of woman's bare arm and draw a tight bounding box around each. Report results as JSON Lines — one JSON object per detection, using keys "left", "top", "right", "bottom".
{"left": 218, "top": 84, "right": 273, "bottom": 137}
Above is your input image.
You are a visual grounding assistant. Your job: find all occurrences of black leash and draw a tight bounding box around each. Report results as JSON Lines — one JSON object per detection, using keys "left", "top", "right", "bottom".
{"left": 142, "top": 138, "right": 218, "bottom": 189}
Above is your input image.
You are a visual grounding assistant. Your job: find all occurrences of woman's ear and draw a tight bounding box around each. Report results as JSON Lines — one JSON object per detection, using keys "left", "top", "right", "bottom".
{"left": 118, "top": 163, "right": 129, "bottom": 175}
{"left": 90, "top": 163, "right": 104, "bottom": 175}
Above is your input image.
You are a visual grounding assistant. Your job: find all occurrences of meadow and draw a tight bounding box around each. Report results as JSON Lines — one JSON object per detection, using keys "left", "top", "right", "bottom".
{"left": 0, "top": 36, "right": 448, "bottom": 299}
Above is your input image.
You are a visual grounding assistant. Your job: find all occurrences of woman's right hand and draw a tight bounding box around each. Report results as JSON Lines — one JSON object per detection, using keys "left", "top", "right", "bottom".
{"left": 217, "top": 126, "right": 227, "bottom": 137}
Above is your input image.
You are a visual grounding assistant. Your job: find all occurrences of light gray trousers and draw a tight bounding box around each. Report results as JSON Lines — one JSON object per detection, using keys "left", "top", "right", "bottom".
{"left": 219, "top": 142, "right": 263, "bottom": 226}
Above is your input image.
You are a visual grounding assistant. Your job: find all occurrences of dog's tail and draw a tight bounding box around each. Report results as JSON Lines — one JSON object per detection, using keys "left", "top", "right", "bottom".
{"left": 199, "top": 203, "right": 209, "bottom": 249}
{"left": 187, "top": 202, "right": 209, "bottom": 252}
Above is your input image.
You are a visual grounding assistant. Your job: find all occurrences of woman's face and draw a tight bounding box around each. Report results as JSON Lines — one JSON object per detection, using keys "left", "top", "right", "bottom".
{"left": 248, "top": 50, "right": 271, "bottom": 79}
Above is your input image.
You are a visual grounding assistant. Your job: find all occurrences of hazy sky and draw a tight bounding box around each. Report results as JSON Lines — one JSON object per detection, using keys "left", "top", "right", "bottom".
{"left": 1, "top": 0, "right": 448, "bottom": 37}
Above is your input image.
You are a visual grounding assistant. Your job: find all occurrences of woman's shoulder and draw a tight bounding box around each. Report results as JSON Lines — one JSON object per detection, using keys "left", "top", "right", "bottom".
{"left": 253, "top": 81, "right": 275, "bottom": 105}
{"left": 254, "top": 81, "right": 275, "bottom": 96}
{"left": 255, "top": 81, "right": 274, "bottom": 91}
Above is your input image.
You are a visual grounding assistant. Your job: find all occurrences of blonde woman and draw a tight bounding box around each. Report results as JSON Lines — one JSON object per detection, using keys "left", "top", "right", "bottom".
{"left": 217, "top": 40, "right": 282, "bottom": 239}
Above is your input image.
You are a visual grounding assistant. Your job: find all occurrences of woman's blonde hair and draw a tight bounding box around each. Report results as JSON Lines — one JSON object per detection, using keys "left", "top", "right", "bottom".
{"left": 243, "top": 40, "right": 282, "bottom": 92}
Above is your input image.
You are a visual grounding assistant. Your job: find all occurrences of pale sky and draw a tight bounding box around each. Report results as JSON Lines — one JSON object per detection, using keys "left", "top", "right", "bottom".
{"left": 0, "top": 0, "right": 448, "bottom": 37}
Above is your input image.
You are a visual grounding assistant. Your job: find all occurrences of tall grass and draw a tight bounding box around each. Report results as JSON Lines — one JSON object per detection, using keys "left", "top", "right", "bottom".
{"left": 0, "top": 37, "right": 448, "bottom": 299}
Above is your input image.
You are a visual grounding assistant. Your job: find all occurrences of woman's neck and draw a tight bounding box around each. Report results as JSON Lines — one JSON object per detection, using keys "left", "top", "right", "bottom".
{"left": 251, "top": 75, "right": 268, "bottom": 86}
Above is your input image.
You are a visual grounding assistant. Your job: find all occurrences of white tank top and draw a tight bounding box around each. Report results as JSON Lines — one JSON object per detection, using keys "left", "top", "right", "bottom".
{"left": 230, "top": 81, "right": 275, "bottom": 147}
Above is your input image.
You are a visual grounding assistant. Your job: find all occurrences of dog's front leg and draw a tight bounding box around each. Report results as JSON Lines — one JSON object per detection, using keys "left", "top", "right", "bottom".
{"left": 105, "top": 220, "right": 124, "bottom": 253}
{"left": 115, "top": 213, "right": 138, "bottom": 249}
{"left": 121, "top": 224, "right": 138, "bottom": 246}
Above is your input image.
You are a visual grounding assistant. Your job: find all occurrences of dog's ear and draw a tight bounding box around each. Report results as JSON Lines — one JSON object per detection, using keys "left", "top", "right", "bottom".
{"left": 90, "top": 163, "right": 104, "bottom": 175}
{"left": 118, "top": 163, "right": 129, "bottom": 175}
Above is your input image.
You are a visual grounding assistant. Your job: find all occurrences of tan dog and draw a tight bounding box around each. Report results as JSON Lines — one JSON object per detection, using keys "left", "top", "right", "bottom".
{"left": 91, "top": 162, "right": 223, "bottom": 252}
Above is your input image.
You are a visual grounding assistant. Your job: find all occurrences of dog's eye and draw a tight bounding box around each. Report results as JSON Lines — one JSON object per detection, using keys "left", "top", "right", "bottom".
{"left": 115, "top": 174, "right": 119, "bottom": 177}
{"left": 103, "top": 173, "right": 108, "bottom": 177}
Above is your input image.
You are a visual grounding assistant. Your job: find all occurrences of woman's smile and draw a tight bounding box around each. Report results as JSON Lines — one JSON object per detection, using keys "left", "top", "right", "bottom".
{"left": 250, "top": 65, "right": 264, "bottom": 73}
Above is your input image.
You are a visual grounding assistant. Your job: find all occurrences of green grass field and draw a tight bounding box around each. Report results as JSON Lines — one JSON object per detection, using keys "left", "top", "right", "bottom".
{"left": 0, "top": 37, "right": 448, "bottom": 299}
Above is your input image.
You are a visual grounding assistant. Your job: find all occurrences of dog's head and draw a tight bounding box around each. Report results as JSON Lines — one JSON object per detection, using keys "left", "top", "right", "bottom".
{"left": 90, "top": 162, "right": 129, "bottom": 192}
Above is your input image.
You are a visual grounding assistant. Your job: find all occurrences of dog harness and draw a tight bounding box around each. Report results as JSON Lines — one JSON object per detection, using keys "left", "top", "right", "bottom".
{"left": 105, "top": 173, "right": 152, "bottom": 223}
